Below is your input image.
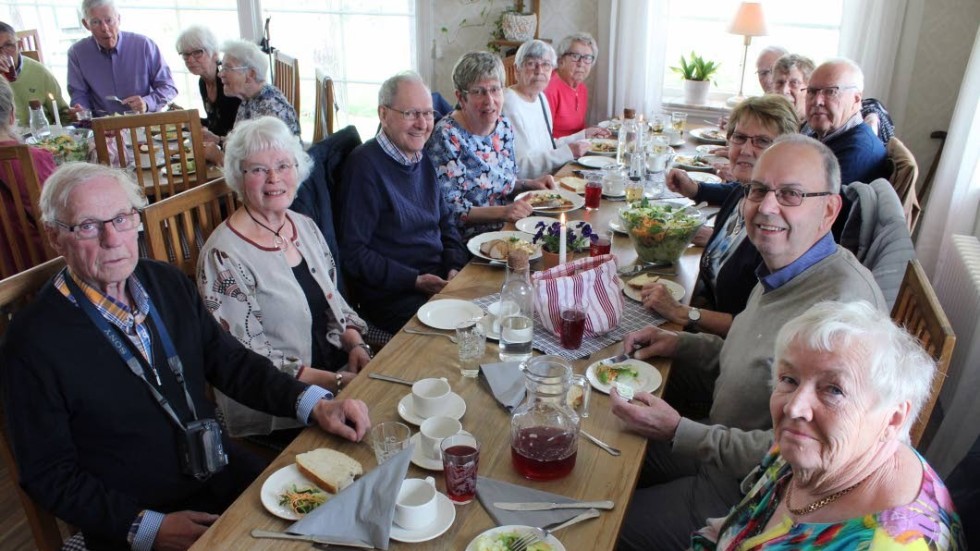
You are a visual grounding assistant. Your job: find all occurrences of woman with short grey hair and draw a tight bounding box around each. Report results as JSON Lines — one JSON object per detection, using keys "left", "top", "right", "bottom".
{"left": 176, "top": 25, "right": 240, "bottom": 138}
{"left": 199, "top": 116, "right": 368, "bottom": 444}
{"left": 503, "top": 39, "right": 611, "bottom": 178}
{"left": 426, "top": 51, "right": 555, "bottom": 240}
{"left": 545, "top": 32, "right": 599, "bottom": 138}
{"left": 219, "top": 40, "right": 298, "bottom": 135}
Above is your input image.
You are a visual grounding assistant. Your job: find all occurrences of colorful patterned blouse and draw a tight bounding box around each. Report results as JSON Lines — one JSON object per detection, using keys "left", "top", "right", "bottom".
{"left": 235, "top": 83, "right": 300, "bottom": 136}
{"left": 692, "top": 446, "right": 965, "bottom": 550}
{"left": 425, "top": 114, "right": 519, "bottom": 239}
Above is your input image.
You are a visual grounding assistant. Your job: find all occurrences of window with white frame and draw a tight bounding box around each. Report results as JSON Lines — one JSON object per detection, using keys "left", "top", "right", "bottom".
{"left": 662, "top": 0, "right": 844, "bottom": 102}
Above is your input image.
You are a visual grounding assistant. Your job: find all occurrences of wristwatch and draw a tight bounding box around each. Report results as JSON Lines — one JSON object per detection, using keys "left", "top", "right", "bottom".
{"left": 355, "top": 342, "right": 373, "bottom": 359}
{"left": 684, "top": 307, "right": 702, "bottom": 332}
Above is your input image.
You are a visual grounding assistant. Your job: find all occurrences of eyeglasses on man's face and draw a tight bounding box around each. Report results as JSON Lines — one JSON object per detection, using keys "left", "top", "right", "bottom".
{"left": 55, "top": 209, "right": 140, "bottom": 240}
{"left": 563, "top": 52, "right": 595, "bottom": 64}
{"left": 0, "top": 41, "right": 17, "bottom": 54}
{"left": 217, "top": 61, "right": 249, "bottom": 73}
{"left": 522, "top": 59, "right": 553, "bottom": 71}
{"left": 805, "top": 85, "right": 857, "bottom": 99}
{"left": 743, "top": 183, "right": 833, "bottom": 207}
{"left": 386, "top": 106, "right": 436, "bottom": 121}
{"left": 86, "top": 16, "right": 118, "bottom": 28}
{"left": 463, "top": 85, "right": 503, "bottom": 98}
{"left": 774, "top": 78, "right": 806, "bottom": 90}
{"left": 242, "top": 162, "right": 298, "bottom": 178}
{"left": 180, "top": 49, "right": 205, "bottom": 60}
{"left": 729, "top": 132, "right": 774, "bottom": 149}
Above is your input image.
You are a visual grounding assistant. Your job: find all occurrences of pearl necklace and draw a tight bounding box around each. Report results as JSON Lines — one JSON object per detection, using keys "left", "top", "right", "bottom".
{"left": 785, "top": 471, "right": 874, "bottom": 516}
{"left": 243, "top": 205, "right": 287, "bottom": 249}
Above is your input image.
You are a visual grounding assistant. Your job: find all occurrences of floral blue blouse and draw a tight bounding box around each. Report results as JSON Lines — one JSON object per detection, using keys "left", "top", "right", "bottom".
{"left": 235, "top": 83, "right": 300, "bottom": 136}
{"left": 425, "top": 114, "right": 519, "bottom": 239}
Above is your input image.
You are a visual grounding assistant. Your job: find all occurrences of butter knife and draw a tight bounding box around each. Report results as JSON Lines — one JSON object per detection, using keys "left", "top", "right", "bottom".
{"left": 250, "top": 529, "right": 375, "bottom": 548}
{"left": 367, "top": 373, "right": 415, "bottom": 386}
{"left": 493, "top": 499, "right": 614, "bottom": 511}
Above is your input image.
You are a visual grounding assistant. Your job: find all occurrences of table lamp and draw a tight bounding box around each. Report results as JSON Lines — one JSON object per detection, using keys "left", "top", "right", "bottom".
{"left": 727, "top": 1, "right": 768, "bottom": 106}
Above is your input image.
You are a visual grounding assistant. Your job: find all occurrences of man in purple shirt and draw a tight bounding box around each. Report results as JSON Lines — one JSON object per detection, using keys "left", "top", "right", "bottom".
{"left": 67, "top": 0, "right": 177, "bottom": 116}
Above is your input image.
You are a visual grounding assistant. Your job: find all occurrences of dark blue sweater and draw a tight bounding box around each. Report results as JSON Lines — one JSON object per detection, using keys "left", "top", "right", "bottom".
{"left": 825, "top": 122, "right": 889, "bottom": 186}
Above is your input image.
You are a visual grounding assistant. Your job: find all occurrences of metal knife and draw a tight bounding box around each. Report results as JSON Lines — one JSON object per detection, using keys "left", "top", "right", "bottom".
{"left": 367, "top": 373, "right": 415, "bottom": 386}
{"left": 493, "top": 500, "right": 614, "bottom": 511}
{"left": 250, "top": 529, "right": 375, "bottom": 548}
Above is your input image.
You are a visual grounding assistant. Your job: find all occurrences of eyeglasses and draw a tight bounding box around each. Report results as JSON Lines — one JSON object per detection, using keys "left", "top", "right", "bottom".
{"left": 522, "top": 60, "right": 553, "bottom": 71}
{"left": 54, "top": 209, "right": 140, "bottom": 240}
{"left": 0, "top": 42, "right": 17, "bottom": 53}
{"left": 86, "top": 16, "right": 118, "bottom": 28}
{"left": 218, "top": 62, "right": 249, "bottom": 73}
{"left": 180, "top": 49, "right": 206, "bottom": 60}
{"left": 805, "top": 85, "right": 857, "bottom": 99}
{"left": 729, "top": 132, "right": 774, "bottom": 149}
{"left": 463, "top": 86, "right": 503, "bottom": 98}
{"left": 563, "top": 52, "right": 595, "bottom": 64}
{"left": 744, "top": 183, "right": 833, "bottom": 207}
{"left": 242, "top": 162, "right": 298, "bottom": 178}
{"left": 385, "top": 106, "right": 436, "bottom": 121}
{"left": 773, "top": 79, "right": 806, "bottom": 90}
{"left": 756, "top": 69, "right": 773, "bottom": 78}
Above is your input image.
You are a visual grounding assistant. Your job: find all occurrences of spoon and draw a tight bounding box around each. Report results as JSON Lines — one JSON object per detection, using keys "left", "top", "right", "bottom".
{"left": 580, "top": 430, "right": 621, "bottom": 456}
{"left": 402, "top": 328, "right": 458, "bottom": 343}
{"left": 105, "top": 95, "right": 125, "bottom": 104}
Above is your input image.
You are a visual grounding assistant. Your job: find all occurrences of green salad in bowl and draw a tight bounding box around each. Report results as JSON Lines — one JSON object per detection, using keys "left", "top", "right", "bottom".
{"left": 32, "top": 128, "right": 93, "bottom": 165}
{"left": 620, "top": 199, "right": 704, "bottom": 264}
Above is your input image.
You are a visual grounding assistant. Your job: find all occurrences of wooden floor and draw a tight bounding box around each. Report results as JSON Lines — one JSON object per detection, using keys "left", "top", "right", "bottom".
{"left": 1, "top": 459, "right": 37, "bottom": 551}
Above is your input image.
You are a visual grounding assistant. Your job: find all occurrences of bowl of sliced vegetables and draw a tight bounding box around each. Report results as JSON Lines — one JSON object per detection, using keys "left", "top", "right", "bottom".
{"left": 31, "top": 128, "right": 92, "bottom": 165}
{"left": 620, "top": 200, "right": 704, "bottom": 265}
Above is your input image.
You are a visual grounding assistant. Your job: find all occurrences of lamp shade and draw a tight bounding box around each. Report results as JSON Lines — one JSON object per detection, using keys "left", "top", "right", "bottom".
{"left": 728, "top": 2, "right": 768, "bottom": 36}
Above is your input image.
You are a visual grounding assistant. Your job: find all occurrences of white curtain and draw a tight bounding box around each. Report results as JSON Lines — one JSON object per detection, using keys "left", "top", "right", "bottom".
{"left": 919, "top": 28, "right": 980, "bottom": 476}
{"left": 589, "top": 0, "right": 666, "bottom": 123}
{"left": 838, "top": 0, "right": 922, "bottom": 129}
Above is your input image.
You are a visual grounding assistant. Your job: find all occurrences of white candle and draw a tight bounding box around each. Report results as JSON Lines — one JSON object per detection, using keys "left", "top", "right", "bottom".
{"left": 559, "top": 213, "right": 567, "bottom": 265}
{"left": 48, "top": 93, "right": 61, "bottom": 127}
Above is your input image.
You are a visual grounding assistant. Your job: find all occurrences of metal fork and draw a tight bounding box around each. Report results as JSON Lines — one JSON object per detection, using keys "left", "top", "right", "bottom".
{"left": 510, "top": 509, "right": 601, "bottom": 550}
{"left": 403, "top": 328, "right": 457, "bottom": 343}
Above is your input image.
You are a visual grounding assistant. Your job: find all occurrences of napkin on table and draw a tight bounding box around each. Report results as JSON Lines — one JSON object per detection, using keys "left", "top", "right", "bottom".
{"left": 479, "top": 361, "right": 526, "bottom": 410}
{"left": 477, "top": 476, "right": 597, "bottom": 528}
{"left": 288, "top": 444, "right": 414, "bottom": 550}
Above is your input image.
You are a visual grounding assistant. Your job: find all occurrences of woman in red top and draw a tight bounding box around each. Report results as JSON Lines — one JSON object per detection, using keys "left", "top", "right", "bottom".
{"left": 543, "top": 32, "right": 599, "bottom": 139}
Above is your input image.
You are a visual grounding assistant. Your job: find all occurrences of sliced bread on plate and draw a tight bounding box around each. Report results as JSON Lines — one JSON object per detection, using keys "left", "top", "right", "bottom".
{"left": 295, "top": 448, "right": 363, "bottom": 493}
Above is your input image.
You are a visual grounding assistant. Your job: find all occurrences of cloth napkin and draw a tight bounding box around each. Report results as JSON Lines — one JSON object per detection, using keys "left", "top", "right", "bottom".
{"left": 479, "top": 361, "right": 526, "bottom": 410}
{"left": 288, "top": 444, "right": 414, "bottom": 549}
{"left": 477, "top": 476, "right": 594, "bottom": 528}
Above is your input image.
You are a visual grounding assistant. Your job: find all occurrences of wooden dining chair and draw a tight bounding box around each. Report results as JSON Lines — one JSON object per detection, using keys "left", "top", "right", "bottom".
{"left": 890, "top": 260, "right": 956, "bottom": 449}
{"left": 0, "top": 144, "right": 56, "bottom": 279}
{"left": 21, "top": 50, "right": 40, "bottom": 62}
{"left": 141, "top": 177, "right": 240, "bottom": 277}
{"left": 313, "top": 69, "right": 336, "bottom": 142}
{"left": 886, "top": 136, "right": 922, "bottom": 234}
{"left": 0, "top": 256, "right": 89, "bottom": 551}
{"left": 273, "top": 50, "right": 301, "bottom": 115}
{"left": 15, "top": 29, "right": 43, "bottom": 64}
{"left": 92, "top": 110, "right": 209, "bottom": 202}
{"left": 503, "top": 55, "right": 518, "bottom": 87}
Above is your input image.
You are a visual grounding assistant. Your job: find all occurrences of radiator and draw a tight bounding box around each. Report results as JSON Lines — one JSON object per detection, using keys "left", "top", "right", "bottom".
{"left": 927, "top": 234, "right": 980, "bottom": 474}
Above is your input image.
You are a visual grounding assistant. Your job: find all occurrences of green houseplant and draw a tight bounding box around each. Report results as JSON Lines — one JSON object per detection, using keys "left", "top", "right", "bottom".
{"left": 671, "top": 52, "right": 720, "bottom": 105}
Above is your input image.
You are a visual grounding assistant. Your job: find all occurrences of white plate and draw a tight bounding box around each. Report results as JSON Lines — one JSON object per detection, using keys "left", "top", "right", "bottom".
{"left": 398, "top": 392, "right": 466, "bottom": 425}
{"left": 609, "top": 219, "right": 627, "bottom": 234}
{"left": 649, "top": 132, "right": 685, "bottom": 147}
{"left": 514, "top": 189, "right": 585, "bottom": 214}
{"left": 478, "top": 314, "right": 501, "bottom": 341}
{"left": 576, "top": 155, "right": 616, "bottom": 169}
{"left": 597, "top": 119, "right": 622, "bottom": 132}
{"left": 390, "top": 491, "right": 456, "bottom": 542}
{"left": 409, "top": 433, "right": 444, "bottom": 471}
{"left": 685, "top": 171, "right": 723, "bottom": 184}
{"left": 465, "top": 525, "right": 566, "bottom": 551}
{"left": 673, "top": 155, "right": 715, "bottom": 172}
{"left": 467, "top": 231, "right": 542, "bottom": 262}
{"left": 587, "top": 138, "right": 618, "bottom": 156}
{"left": 585, "top": 358, "right": 663, "bottom": 395}
{"left": 690, "top": 127, "right": 727, "bottom": 144}
{"left": 650, "top": 197, "right": 696, "bottom": 208}
{"left": 160, "top": 165, "right": 197, "bottom": 178}
{"left": 622, "top": 278, "right": 685, "bottom": 303}
{"left": 260, "top": 464, "right": 332, "bottom": 521}
{"left": 416, "top": 299, "right": 484, "bottom": 330}
{"left": 603, "top": 189, "right": 626, "bottom": 199}
{"left": 696, "top": 144, "right": 726, "bottom": 156}
{"left": 515, "top": 217, "right": 591, "bottom": 236}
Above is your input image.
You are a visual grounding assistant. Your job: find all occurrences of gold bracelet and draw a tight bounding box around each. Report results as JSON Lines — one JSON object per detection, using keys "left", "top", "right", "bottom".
{"left": 335, "top": 372, "right": 344, "bottom": 391}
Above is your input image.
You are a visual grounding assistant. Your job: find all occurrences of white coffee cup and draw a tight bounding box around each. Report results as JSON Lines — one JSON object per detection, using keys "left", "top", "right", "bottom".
{"left": 486, "top": 300, "right": 519, "bottom": 334}
{"left": 393, "top": 476, "right": 438, "bottom": 530}
{"left": 411, "top": 377, "right": 451, "bottom": 419}
{"left": 420, "top": 416, "right": 471, "bottom": 460}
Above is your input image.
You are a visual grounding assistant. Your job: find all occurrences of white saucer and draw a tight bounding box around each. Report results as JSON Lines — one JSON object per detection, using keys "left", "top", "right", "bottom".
{"left": 479, "top": 315, "right": 501, "bottom": 341}
{"left": 389, "top": 491, "right": 456, "bottom": 542}
{"left": 398, "top": 392, "right": 466, "bottom": 425}
{"left": 410, "top": 433, "right": 444, "bottom": 471}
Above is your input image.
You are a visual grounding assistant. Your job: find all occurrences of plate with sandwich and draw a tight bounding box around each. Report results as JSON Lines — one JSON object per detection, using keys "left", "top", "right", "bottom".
{"left": 587, "top": 138, "right": 618, "bottom": 156}
{"left": 514, "top": 189, "right": 585, "bottom": 213}
{"left": 468, "top": 231, "right": 541, "bottom": 261}
{"left": 586, "top": 358, "right": 662, "bottom": 395}
{"left": 558, "top": 175, "right": 588, "bottom": 194}
{"left": 690, "top": 127, "right": 727, "bottom": 145}
{"left": 260, "top": 448, "right": 362, "bottom": 520}
{"left": 622, "top": 273, "right": 685, "bottom": 303}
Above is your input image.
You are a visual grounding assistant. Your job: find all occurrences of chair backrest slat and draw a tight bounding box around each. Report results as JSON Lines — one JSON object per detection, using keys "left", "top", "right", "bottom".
{"left": 273, "top": 51, "right": 301, "bottom": 115}
{"left": 313, "top": 69, "right": 336, "bottom": 142}
{"left": 15, "top": 29, "right": 42, "bottom": 63}
{"left": 0, "top": 144, "right": 55, "bottom": 279}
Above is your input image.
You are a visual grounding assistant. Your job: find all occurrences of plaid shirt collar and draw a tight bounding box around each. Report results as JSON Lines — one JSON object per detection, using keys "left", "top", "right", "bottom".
{"left": 377, "top": 129, "right": 423, "bottom": 166}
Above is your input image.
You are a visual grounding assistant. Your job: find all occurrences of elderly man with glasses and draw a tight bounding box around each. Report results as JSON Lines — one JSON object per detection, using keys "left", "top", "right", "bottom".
{"left": 610, "top": 135, "right": 886, "bottom": 551}
{"left": 339, "top": 71, "right": 469, "bottom": 334}
{"left": 67, "top": 0, "right": 177, "bottom": 116}
{"left": 0, "top": 21, "right": 69, "bottom": 126}
{"left": 544, "top": 32, "right": 599, "bottom": 138}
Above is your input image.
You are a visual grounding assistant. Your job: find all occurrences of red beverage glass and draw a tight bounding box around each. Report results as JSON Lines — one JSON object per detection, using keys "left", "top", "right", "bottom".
{"left": 584, "top": 181, "right": 602, "bottom": 210}
{"left": 590, "top": 233, "right": 612, "bottom": 257}
{"left": 511, "top": 426, "right": 577, "bottom": 480}
{"left": 559, "top": 307, "right": 586, "bottom": 349}
{"left": 3, "top": 55, "right": 16, "bottom": 83}
{"left": 441, "top": 433, "right": 480, "bottom": 504}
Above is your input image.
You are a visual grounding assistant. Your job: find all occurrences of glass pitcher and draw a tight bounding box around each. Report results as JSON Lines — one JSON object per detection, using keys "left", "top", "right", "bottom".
{"left": 510, "top": 355, "right": 591, "bottom": 480}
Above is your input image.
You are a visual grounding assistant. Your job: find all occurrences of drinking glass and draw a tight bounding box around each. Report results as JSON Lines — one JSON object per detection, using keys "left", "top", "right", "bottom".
{"left": 590, "top": 229, "right": 613, "bottom": 257}
{"left": 584, "top": 180, "right": 602, "bottom": 210}
{"left": 370, "top": 421, "right": 412, "bottom": 466}
{"left": 441, "top": 433, "right": 480, "bottom": 504}
{"left": 649, "top": 113, "right": 666, "bottom": 134}
{"left": 625, "top": 179, "right": 644, "bottom": 203}
{"left": 456, "top": 318, "right": 486, "bottom": 378}
{"left": 559, "top": 303, "right": 586, "bottom": 350}
{"left": 671, "top": 112, "right": 687, "bottom": 135}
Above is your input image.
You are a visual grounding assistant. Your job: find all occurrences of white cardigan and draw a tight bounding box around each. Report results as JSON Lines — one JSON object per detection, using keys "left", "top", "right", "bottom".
{"left": 502, "top": 87, "right": 585, "bottom": 179}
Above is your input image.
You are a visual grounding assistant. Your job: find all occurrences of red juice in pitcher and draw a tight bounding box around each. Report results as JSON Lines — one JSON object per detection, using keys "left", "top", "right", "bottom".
{"left": 511, "top": 426, "right": 577, "bottom": 480}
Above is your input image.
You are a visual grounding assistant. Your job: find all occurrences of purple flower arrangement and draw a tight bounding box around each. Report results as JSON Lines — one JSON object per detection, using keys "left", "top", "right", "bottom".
{"left": 532, "top": 220, "right": 594, "bottom": 253}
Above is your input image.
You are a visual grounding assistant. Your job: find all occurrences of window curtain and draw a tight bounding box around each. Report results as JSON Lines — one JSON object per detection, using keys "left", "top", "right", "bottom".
{"left": 589, "top": 0, "right": 666, "bottom": 124}
{"left": 919, "top": 28, "right": 980, "bottom": 476}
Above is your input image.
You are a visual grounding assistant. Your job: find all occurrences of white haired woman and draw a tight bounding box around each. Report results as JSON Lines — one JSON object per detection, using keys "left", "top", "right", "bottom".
{"left": 219, "top": 39, "right": 299, "bottom": 135}
{"left": 502, "top": 39, "right": 610, "bottom": 179}
{"left": 197, "top": 116, "right": 369, "bottom": 447}
{"left": 693, "top": 300, "right": 965, "bottom": 550}
{"left": 175, "top": 25, "right": 240, "bottom": 139}
{"left": 544, "top": 32, "right": 599, "bottom": 138}
{"left": 425, "top": 51, "right": 554, "bottom": 239}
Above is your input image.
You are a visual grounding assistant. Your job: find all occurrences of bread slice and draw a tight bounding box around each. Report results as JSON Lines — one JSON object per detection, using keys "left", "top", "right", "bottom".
{"left": 628, "top": 273, "right": 660, "bottom": 289}
{"left": 295, "top": 448, "right": 363, "bottom": 494}
{"left": 559, "top": 176, "right": 587, "bottom": 193}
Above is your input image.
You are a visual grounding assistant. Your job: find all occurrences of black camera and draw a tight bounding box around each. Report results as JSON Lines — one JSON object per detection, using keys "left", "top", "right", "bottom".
{"left": 178, "top": 418, "right": 229, "bottom": 480}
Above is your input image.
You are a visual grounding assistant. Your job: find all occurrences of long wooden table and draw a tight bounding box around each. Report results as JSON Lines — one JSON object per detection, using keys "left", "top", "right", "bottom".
{"left": 189, "top": 128, "right": 717, "bottom": 551}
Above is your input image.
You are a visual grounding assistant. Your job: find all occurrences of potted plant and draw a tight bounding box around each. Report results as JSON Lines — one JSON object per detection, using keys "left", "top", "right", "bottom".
{"left": 671, "top": 52, "right": 720, "bottom": 106}
{"left": 532, "top": 220, "right": 594, "bottom": 268}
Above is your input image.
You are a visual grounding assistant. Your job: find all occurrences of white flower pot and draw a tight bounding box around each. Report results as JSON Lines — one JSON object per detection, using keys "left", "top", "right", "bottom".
{"left": 683, "top": 79, "right": 711, "bottom": 106}
{"left": 502, "top": 13, "right": 537, "bottom": 42}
